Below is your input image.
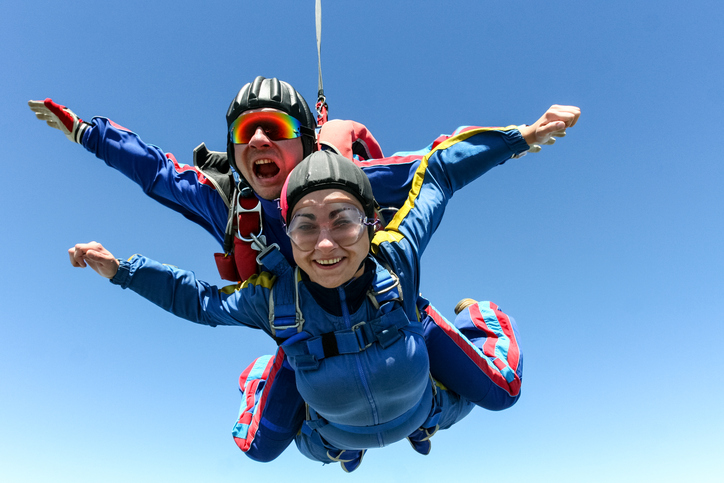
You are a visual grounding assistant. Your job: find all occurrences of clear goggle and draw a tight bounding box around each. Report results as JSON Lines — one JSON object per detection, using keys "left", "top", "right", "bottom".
{"left": 286, "top": 203, "right": 377, "bottom": 251}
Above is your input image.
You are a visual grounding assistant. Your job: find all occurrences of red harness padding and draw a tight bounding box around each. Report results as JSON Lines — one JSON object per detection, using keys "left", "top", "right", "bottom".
{"left": 214, "top": 194, "right": 262, "bottom": 281}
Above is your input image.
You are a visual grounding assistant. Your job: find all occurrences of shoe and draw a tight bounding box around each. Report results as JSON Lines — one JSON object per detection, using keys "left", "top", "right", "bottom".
{"left": 454, "top": 298, "right": 478, "bottom": 315}
{"left": 327, "top": 448, "right": 366, "bottom": 473}
{"left": 407, "top": 426, "right": 438, "bottom": 456}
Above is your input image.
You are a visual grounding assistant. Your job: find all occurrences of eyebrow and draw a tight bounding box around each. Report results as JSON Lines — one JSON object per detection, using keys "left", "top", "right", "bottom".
{"left": 328, "top": 207, "right": 350, "bottom": 218}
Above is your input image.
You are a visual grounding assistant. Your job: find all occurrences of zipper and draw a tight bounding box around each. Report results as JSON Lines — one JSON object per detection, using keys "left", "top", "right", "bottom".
{"left": 337, "top": 286, "right": 381, "bottom": 436}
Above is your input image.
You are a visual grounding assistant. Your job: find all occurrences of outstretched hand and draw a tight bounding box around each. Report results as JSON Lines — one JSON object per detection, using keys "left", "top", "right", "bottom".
{"left": 69, "top": 242, "right": 120, "bottom": 279}
{"left": 519, "top": 105, "right": 581, "bottom": 149}
{"left": 28, "top": 98, "right": 90, "bottom": 144}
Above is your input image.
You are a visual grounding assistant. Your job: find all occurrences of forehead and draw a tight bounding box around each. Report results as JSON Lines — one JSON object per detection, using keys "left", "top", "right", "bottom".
{"left": 292, "top": 189, "right": 363, "bottom": 215}
{"left": 240, "top": 107, "right": 284, "bottom": 117}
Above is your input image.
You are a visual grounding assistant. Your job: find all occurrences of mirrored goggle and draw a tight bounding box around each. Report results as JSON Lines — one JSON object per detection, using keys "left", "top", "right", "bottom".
{"left": 229, "top": 111, "right": 302, "bottom": 144}
{"left": 287, "top": 204, "right": 375, "bottom": 251}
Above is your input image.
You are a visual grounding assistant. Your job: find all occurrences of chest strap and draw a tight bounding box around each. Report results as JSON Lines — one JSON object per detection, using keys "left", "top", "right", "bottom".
{"left": 283, "top": 307, "right": 410, "bottom": 370}
{"left": 282, "top": 260, "right": 408, "bottom": 370}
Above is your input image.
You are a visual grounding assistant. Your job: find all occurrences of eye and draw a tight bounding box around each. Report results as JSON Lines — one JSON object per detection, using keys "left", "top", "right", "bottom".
{"left": 296, "top": 223, "right": 317, "bottom": 233}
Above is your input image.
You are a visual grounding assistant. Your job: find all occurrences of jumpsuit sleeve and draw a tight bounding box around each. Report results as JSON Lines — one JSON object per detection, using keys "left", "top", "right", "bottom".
{"left": 361, "top": 127, "right": 529, "bottom": 213}
{"left": 110, "top": 255, "right": 272, "bottom": 333}
{"left": 373, "top": 126, "right": 529, "bottom": 264}
{"left": 81, "top": 118, "right": 229, "bottom": 245}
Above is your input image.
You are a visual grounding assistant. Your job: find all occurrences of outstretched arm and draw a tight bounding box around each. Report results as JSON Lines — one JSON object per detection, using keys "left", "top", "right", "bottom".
{"left": 69, "top": 242, "right": 120, "bottom": 279}
{"left": 68, "top": 241, "right": 272, "bottom": 330}
{"left": 29, "top": 98, "right": 230, "bottom": 245}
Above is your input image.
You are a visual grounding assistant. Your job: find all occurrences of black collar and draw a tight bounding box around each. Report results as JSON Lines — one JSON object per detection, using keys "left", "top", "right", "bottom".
{"left": 300, "top": 258, "right": 375, "bottom": 316}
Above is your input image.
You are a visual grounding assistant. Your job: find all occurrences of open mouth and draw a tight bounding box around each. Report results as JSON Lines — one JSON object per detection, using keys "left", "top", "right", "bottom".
{"left": 253, "top": 159, "right": 280, "bottom": 179}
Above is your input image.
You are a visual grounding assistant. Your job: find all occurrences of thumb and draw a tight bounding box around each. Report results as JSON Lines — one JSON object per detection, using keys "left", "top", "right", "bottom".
{"left": 536, "top": 121, "right": 566, "bottom": 144}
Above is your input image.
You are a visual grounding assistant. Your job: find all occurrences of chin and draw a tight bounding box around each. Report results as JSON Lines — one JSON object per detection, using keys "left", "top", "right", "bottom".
{"left": 311, "top": 272, "right": 348, "bottom": 289}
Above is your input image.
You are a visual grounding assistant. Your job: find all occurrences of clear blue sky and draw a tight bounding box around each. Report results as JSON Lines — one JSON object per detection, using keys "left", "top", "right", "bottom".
{"left": 2, "top": 1, "right": 723, "bottom": 482}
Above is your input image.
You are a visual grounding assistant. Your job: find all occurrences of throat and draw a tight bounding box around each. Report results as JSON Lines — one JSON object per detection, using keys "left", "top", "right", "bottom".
{"left": 255, "top": 162, "right": 279, "bottom": 178}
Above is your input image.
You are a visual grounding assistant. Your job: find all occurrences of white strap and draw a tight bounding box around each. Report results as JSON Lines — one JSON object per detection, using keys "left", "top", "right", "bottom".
{"left": 315, "top": 0, "right": 324, "bottom": 96}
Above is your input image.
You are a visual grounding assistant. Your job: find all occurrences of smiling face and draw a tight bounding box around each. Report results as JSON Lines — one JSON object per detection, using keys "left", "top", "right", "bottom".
{"left": 290, "top": 189, "right": 370, "bottom": 289}
{"left": 232, "top": 108, "right": 304, "bottom": 200}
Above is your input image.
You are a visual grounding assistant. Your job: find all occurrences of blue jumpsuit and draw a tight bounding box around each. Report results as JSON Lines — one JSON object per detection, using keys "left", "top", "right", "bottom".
{"left": 109, "top": 128, "right": 524, "bottom": 463}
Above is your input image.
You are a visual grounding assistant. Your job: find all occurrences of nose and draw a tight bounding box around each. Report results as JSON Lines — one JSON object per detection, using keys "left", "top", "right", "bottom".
{"left": 247, "top": 126, "right": 271, "bottom": 148}
{"left": 314, "top": 227, "right": 338, "bottom": 250}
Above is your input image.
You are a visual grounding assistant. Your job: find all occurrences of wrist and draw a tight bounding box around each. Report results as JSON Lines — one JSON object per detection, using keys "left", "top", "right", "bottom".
{"left": 73, "top": 121, "right": 91, "bottom": 144}
{"left": 518, "top": 124, "right": 536, "bottom": 146}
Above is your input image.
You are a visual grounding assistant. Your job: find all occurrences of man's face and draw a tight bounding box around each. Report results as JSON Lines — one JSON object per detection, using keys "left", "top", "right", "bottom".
{"left": 290, "top": 189, "right": 369, "bottom": 289}
{"left": 232, "top": 108, "right": 305, "bottom": 200}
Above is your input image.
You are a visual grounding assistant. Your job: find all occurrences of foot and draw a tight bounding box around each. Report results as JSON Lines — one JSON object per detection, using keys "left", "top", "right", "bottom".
{"left": 454, "top": 298, "right": 478, "bottom": 315}
{"left": 327, "top": 449, "right": 366, "bottom": 473}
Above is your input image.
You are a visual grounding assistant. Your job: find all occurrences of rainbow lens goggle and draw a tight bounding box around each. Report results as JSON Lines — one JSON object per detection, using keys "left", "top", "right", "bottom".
{"left": 229, "top": 111, "right": 302, "bottom": 144}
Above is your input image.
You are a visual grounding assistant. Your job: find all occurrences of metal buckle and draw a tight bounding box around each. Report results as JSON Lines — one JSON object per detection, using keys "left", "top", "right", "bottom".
{"left": 236, "top": 191, "right": 264, "bottom": 242}
{"left": 367, "top": 271, "right": 403, "bottom": 309}
{"left": 351, "top": 322, "right": 374, "bottom": 351}
{"left": 270, "top": 318, "right": 303, "bottom": 337}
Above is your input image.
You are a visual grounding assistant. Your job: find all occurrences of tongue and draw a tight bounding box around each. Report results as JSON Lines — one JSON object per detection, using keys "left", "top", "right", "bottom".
{"left": 256, "top": 163, "right": 279, "bottom": 179}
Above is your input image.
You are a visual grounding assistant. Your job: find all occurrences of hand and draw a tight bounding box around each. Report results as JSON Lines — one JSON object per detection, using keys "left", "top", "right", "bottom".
{"left": 519, "top": 105, "right": 581, "bottom": 151}
{"left": 69, "top": 242, "right": 120, "bottom": 279}
{"left": 28, "top": 98, "right": 90, "bottom": 144}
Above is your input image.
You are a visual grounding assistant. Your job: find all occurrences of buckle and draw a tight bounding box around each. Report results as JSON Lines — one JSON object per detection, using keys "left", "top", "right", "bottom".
{"left": 367, "top": 270, "right": 403, "bottom": 309}
{"left": 236, "top": 191, "right": 264, "bottom": 242}
{"left": 351, "top": 322, "right": 374, "bottom": 351}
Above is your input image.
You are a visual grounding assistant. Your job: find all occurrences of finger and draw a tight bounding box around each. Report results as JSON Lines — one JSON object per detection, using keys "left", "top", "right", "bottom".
{"left": 551, "top": 105, "right": 580, "bottom": 127}
{"left": 69, "top": 246, "right": 87, "bottom": 268}
{"left": 28, "top": 100, "right": 45, "bottom": 111}
{"left": 85, "top": 249, "right": 111, "bottom": 263}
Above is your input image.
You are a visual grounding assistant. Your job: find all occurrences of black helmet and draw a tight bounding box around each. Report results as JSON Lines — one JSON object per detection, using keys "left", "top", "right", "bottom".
{"left": 281, "top": 151, "right": 376, "bottom": 225}
{"left": 226, "top": 76, "right": 316, "bottom": 171}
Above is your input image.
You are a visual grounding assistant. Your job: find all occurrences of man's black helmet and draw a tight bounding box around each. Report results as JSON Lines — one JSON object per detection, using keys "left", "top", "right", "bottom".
{"left": 226, "top": 76, "right": 316, "bottom": 170}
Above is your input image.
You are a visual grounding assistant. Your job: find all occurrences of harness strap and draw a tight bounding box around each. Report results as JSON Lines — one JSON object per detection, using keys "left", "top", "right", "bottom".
{"left": 284, "top": 307, "right": 409, "bottom": 370}
{"left": 256, "top": 241, "right": 305, "bottom": 339}
{"left": 367, "top": 261, "right": 404, "bottom": 311}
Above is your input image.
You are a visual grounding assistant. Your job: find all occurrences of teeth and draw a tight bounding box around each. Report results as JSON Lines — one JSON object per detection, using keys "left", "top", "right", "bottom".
{"left": 255, "top": 159, "right": 274, "bottom": 165}
{"left": 316, "top": 258, "right": 342, "bottom": 265}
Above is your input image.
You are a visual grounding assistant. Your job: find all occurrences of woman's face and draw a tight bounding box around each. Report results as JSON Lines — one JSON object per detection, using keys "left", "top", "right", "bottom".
{"left": 289, "top": 189, "right": 370, "bottom": 289}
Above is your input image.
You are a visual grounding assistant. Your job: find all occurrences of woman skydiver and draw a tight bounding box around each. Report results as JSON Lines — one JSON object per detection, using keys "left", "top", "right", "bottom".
{"left": 69, "top": 150, "right": 523, "bottom": 472}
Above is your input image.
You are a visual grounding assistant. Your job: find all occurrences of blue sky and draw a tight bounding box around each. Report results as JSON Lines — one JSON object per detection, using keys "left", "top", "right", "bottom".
{"left": 2, "top": 1, "right": 723, "bottom": 482}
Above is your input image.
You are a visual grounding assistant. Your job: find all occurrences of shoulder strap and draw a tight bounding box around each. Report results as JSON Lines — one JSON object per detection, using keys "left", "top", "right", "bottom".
{"left": 192, "top": 142, "right": 234, "bottom": 208}
{"left": 255, "top": 240, "right": 305, "bottom": 340}
{"left": 367, "top": 260, "right": 403, "bottom": 311}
